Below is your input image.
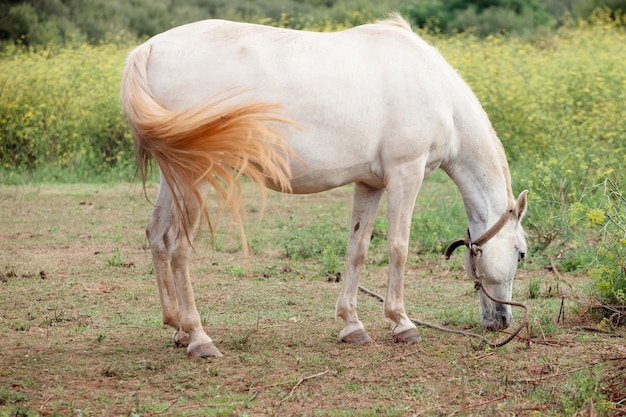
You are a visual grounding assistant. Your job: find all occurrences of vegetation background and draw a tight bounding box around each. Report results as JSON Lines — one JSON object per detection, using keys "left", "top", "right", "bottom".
{"left": 0, "top": 0, "right": 625, "bottom": 325}
{"left": 0, "top": 1, "right": 625, "bottom": 415}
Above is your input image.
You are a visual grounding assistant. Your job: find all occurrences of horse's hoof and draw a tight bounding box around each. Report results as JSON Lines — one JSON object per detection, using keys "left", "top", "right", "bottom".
{"left": 341, "top": 329, "right": 373, "bottom": 344}
{"left": 392, "top": 328, "right": 422, "bottom": 343}
{"left": 172, "top": 330, "right": 190, "bottom": 348}
{"left": 188, "top": 343, "right": 223, "bottom": 358}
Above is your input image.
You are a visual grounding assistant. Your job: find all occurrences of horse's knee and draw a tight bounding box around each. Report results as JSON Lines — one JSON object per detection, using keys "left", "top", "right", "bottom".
{"left": 347, "top": 240, "right": 370, "bottom": 267}
{"left": 147, "top": 215, "right": 189, "bottom": 259}
{"left": 146, "top": 211, "right": 168, "bottom": 250}
{"left": 387, "top": 234, "right": 410, "bottom": 263}
{"left": 166, "top": 231, "right": 192, "bottom": 265}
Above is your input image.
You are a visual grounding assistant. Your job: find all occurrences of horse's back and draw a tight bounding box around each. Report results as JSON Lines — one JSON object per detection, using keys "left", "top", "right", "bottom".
{"left": 139, "top": 18, "right": 481, "bottom": 192}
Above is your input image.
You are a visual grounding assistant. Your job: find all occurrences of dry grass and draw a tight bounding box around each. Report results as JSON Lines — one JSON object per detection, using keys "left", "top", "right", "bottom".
{"left": 0, "top": 181, "right": 624, "bottom": 416}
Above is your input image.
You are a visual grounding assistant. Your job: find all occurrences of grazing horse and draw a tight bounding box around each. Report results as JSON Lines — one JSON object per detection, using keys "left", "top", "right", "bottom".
{"left": 121, "top": 14, "right": 528, "bottom": 357}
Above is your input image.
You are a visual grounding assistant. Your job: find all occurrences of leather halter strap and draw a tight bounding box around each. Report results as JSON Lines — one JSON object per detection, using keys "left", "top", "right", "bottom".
{"left": 444, "top": 206, "right": 515, "bottom": 260}
{"left": 442, "top": 205, "right": 531, "bottom": 344}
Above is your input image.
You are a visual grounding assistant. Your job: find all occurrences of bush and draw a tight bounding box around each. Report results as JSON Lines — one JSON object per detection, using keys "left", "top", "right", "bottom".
{"left": 0, "top": 0, "right": 406, "bottom": 47}
{"left": 0, "top": 42, "right": 135, "bottom": 181}
{"left": 431, "top": 18, "right": 626, "bottom": 258}
{"left": 450, "top": 5, "right": 551, "bottom": 36}
{"left": 570, "top": 179, "right": 626, "bottom": 305}
{"left": 402, "top": 0, "right": 553, "bottom": 35}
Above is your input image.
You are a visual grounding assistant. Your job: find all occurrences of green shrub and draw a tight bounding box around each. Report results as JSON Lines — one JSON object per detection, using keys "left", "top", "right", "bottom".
{"left": 0, "top": 42, "right": 135, "bottom": 182}
{"left": 433, "top": 18, "right": 626, "bottom": 258}
{"left": 403, "top": 0, "right": 552, "bottom": 35}
{"left": 570, "top": 179, "right": 626, "bottom": 305}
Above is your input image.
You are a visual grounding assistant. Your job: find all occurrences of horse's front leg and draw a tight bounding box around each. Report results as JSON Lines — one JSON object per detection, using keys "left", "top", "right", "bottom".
{"left": 384, "top": 164, "right": 424, "bottom": 343}
{"left": 336, "top": 182, "right": 384, "bottom": 343}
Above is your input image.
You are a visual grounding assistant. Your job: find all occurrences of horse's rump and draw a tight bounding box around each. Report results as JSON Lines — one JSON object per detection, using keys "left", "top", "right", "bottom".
{"left": 121, "top": 43, "right": 295, "bottom": 241}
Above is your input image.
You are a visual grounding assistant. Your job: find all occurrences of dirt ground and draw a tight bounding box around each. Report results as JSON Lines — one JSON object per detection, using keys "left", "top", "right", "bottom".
{"left": 0, "top": 183, "right": 625, "bottom": 416}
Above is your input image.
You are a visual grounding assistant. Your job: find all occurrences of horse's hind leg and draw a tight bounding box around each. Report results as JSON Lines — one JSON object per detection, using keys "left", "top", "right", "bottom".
{"left": 336, "top": 182, "right": 384, "bottom": 343}
{"left": 147, "top": 178, "right": 222, "bottom": 357}
{"left": 147, "top": 181, "right": 181, "bottom": 338}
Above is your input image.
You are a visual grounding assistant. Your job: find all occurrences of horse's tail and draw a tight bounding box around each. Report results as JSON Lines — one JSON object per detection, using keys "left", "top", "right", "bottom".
{"left": 120, "top": 43, "right": 294, "bottom": 246}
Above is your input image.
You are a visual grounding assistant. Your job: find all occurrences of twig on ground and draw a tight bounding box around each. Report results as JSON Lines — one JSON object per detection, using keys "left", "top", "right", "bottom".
{"left": 518, "top": 365, "right": 589, "bottom": 384}
{"left": 472, "top": 351, "right": 495, "bottom": 361}
{"left": 449, "top": 395, "right": 507, "bottom": 415}
{"left": 558, "top": 296, "right": 566, "bottom": 323}
{"left": 39, "top": 395, "right": 53, "bottom": 411}
{"left": 274, "top": 370, "right": 330, "bottom": 412}
{"left": 535, "top": 317, "right": 547, "bottom": 342}
{"left": 147, "top": 398, "right": 179, "bottom": 415}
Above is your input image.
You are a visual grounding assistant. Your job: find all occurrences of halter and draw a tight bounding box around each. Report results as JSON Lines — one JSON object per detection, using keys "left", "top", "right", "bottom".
{"left": 444, "top": 206, "right": 514, "bottom": 289}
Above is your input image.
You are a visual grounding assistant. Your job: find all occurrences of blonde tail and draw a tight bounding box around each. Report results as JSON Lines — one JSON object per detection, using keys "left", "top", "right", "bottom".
{"left": 120, "top": 43, "right": 294, "bottom": 249}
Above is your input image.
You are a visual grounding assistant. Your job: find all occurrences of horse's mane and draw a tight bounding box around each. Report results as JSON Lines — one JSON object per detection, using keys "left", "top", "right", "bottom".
{"left": 491, "top": 127, "right": 515, "bottom": 204}
{"left": 377, "top": 13, "right": 413, "bottom": 32}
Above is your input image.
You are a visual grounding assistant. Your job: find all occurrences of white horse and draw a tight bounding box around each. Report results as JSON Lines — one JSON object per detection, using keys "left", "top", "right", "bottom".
{"left": 121, "top": 14, "right": 528, "bottom": 357}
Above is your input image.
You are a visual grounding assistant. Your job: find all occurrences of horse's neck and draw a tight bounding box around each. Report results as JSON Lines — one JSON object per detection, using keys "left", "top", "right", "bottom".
{"left": 444, "top": 134, "right": 514, "bottom": 239}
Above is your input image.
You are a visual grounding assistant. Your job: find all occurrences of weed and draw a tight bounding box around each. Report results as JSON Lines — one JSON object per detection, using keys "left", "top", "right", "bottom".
{"left": 6, "top": 408, "right": 32, "bottom": 417}
{"left": 531, "top": 314, "right": 559, "bottom": 338}
{"left": 560, "top": 248, "right": 595, "bottom": 272}
{"left": 0, "top": 388, "right": 27, "bottom": 406}
{"left": 571, "top": 178, "right": 626, "bottom": 304}
{"left": 529, "top": 279, "right": 542, "bottom": 299}
{"left": 283, "top": 214, "right": 346, "bottom": 263}
{"left": 228, "top": 265, "right": 247, "bottom": 278}
{"left": 560, "top": 365, "right": 609, "bottom": 415}
{"left": 106, "top": 248, "right": 125, "bottom": 267}
{"left": 437, "top": 304, "right": 480, "bottom": 329}
{"left": 321, "top": 246, "right": 342, "bottom": 276}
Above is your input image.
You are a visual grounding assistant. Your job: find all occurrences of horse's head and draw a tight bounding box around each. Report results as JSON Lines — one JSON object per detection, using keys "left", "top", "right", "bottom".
{"left": 468, "top": 190, "right": 528, "bottom": 330}
{"left": 446, "top": 190, "right": 528, "bottom": 331}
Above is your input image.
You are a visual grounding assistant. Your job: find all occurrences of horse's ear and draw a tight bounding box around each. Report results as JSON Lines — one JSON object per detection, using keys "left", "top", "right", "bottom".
{"left": 514, "top": 190, "right": 529, "bottom": 221}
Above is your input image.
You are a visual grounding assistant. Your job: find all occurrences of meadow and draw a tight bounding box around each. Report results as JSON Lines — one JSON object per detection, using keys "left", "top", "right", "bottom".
{"left": 0, "top": 182, "right": 625, "bottom": 416}
{"left": 1, "top": 13, "right": 625, "bottom": 416}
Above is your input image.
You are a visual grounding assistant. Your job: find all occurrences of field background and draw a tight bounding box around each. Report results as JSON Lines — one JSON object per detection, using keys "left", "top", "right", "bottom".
{"left": 1, "top": 0, "right": 626, "bottom": 415}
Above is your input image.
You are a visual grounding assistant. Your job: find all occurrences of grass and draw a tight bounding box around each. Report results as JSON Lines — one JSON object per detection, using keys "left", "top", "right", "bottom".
{"left": 1, "top": 181, "right": 625, "bottom": 416}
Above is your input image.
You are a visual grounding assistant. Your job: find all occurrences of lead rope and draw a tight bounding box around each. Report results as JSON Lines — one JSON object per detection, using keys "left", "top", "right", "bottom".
{"left": 358, "top": 283, "right": 529, "bottom": 348}
{"left": 359, "top": 208, "right": 531, "bottom": 348}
